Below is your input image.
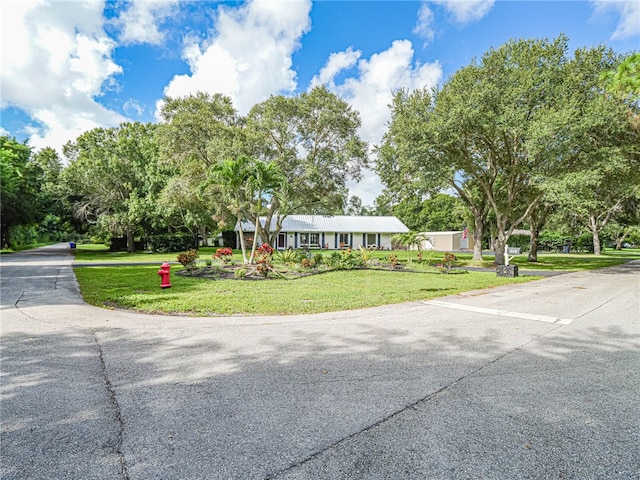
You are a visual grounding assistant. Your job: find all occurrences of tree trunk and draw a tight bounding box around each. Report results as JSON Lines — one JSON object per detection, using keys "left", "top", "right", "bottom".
{"left": 615, "top": 235, "right": 624, "bottom": 250}
{"left": 200, "top": 226, "right": 208, "bottom": 247}
{"left": 126, "top": 227, "right": 135, "bottom": 253}
{"left": 494, "top": 222, "right": 507, "bottom": 265}
{"left": 528, "top": 229, "right": 539, "bottom": 262}
{"left": 493, "top": 232, "right": 507, "bottom": 265}
{"left": 1, "top": 223, "right": 10, "bottom": 249}
{"left": 249, "top": 214, "right": 260, "bottom": 264}
{"left": 472, "top": 214, "right": 484, "bottom": 262}
{"left": 590, "top": 214, "right": 602, "bottom": 255}
{"left": 237, "top": 224, "right": 249, "bottom": 264}
{"left": 614, "top": 228, "right": 628, "bottom": 250}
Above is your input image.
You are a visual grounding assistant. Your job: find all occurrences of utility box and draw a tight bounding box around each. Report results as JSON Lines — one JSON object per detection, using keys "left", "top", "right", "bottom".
{"left": 497, "top": 265, "right": 519, "bottom": 277}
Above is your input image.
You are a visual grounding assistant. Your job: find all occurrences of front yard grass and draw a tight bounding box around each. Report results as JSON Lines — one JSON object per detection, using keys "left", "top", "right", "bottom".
{"left": 74, "top": 265, "right": 538, "bottom": 316}
{"left": 72, "top": 245, "right": 638, "bottom": 316}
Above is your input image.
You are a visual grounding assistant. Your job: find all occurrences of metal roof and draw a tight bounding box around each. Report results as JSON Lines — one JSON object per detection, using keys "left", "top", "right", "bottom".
{"left": 239, "top": 215, "right": 409, "bottom": 233}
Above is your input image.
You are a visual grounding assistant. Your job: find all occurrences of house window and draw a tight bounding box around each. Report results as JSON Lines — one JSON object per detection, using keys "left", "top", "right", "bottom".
{"left": 366, "top": 233, "right": 377, "bottom": 247}
{"left": 338, "top": 233, "right": 350, "bottom": 248}
{"left": 300, "top": 233, "right": 320, "bottom": 247}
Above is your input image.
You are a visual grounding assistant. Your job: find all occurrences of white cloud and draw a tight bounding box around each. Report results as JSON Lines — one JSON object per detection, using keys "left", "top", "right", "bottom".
{"left": 26, "top": 103, "right": 125, "bottom": 154}
{"left": 413, "top": 1, "right": 494, "bottom": 47}
{"left": 160, "top": 0, "right": 312, "bottom": 115}
{"left": 331, "top": 40, "right": 441, "bottom": 148}
{"left": 1, "top": 0, "right": 127, "bottom": 153}
{"left": 123, "top": 98, "right": 145, "bottom": 116}
{"left": 413, "top": 3, "right": 436, "bottom": 44}
{"left": 434, "top": 0, "right": 495, "bottom": 24}
{"left": 0, "top": 126, "right": 9, "bottom": 137}
{"left": 591, "top": 0, "right": 640, "bottom": 39}
{"left": 310, "top": 47, "right": 361, "bottom": 88}
{"left": 114, "top": 0, "right": 179, "bottom": 45}
{"left": 318, "top": 40, "right": 442, "bottom": 205}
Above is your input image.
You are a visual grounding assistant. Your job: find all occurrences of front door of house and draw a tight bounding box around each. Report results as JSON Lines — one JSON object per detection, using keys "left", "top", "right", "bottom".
{"left": 277, "top": 233, "right": 286, "bottom": 249}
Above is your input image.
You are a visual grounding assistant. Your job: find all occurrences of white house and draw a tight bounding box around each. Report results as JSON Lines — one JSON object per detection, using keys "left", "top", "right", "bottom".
{"left": 236, "top": 215, "right": 409, "bottom": 250}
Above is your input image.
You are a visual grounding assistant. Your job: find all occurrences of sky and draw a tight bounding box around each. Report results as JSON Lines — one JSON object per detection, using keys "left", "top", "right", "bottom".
{"left": 1, "top": 0, "right": 639, "bottom": 205}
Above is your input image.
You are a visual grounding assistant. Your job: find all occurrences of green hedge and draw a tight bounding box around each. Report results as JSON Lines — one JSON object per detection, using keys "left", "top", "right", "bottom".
{"left": 145, "top": 233, "right": 194, "bottom": 253}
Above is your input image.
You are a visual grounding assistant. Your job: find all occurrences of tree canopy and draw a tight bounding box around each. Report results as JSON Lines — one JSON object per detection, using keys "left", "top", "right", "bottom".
{"left": 62, "top": 122, "right": 167, "bottom": 252}
{"left": 377, "top": 36, "right": 639, "bottom": 261}
{"left": 244, "top": 85, "right": 368, "bottom": 243}
{"left": 1, "top": 137, "right": 38, "bottom": 247}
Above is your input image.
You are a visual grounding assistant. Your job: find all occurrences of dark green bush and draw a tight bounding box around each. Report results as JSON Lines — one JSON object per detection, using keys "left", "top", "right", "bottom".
{"left": 146, "top": 233, "right": 194, "bottom": 252}
{"left": 507, "top": 234, "right": 530, "bottom": 251}
{"left": 538, "top": 231, "right": 572, "bottom": 252}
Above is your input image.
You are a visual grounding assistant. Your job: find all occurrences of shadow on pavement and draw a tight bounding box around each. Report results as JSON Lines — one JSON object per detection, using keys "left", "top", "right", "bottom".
{"left": 2, "top": 318, "right": 638, "bottom": 479}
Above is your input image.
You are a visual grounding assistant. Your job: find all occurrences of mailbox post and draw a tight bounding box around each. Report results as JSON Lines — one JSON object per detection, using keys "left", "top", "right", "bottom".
{"left": 497, "top": 244, "right": 520, "bottom": 277}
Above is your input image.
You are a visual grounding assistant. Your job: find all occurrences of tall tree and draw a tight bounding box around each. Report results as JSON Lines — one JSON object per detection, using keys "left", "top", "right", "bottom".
{"left": 390, "top": 193, "right": 467, "bottom": 232}
{"left": 602, "top": 51, "right": 640, "bottom": 99}
{"left": 542, "top": 48, "right": 640, "bottom": 255}
{"left": 157, "top": 92, "right": 240, "bottom": 169}
{"left": 31, "top": 147, "right": 68, "bottom": 218}
{"left": 0, "top": 137, "right": 38, "bottom": 247}
{"left": 156, "top": 92, "right": 243, "bottom": 243}
{"left": 377, "top": 36, "right": 630, "bottom": 264}
{"left": 377, "top": 87, "right": 491, "bottom": 261}
{"left": 245, "top": 160, "right": 286, "bottom": 262}
{"left": 208, "top": 157, "right": 253, "bottom": 264}
{"left": 245, "top": 85, "right": 368, "bottom": 244}
{"left": 62, "top": 123, "right": 164, "bottom": 252}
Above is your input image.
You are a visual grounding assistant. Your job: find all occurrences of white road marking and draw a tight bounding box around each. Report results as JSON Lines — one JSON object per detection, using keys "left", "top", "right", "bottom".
{"left": 424, "top": 300, "right": 573, "bottom": 325}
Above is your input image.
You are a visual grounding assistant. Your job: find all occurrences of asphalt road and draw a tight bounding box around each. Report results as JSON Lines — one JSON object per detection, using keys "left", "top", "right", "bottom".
{"left": 1, "top": 243, "right": 638, "bottom": 479}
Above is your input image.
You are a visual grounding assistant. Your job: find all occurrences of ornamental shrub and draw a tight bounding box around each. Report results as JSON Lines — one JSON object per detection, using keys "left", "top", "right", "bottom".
{"left": 442, "top": 252, "right": 456, "bottom": 273}
{"left": 300, "top": 258, "right": 315, "bottom": 269}
{"left": 214, "top": 247, "right": 233, "bottom": 263}
{"left": 256, "top": 243, "right": 274, "bottom": 256}
{"left": 177, "top": 249, "right": 199, "bottom": 270}
{"left": 255, "top": 243, "right": 274, "bottom": 277}
{"left": 275, "top": 249, "right": 298, "bottom": 265}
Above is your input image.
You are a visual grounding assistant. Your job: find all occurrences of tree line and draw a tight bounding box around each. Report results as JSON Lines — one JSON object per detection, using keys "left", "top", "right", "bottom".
{"left": 2, "top": 36, "right": 638, "bottom": 262}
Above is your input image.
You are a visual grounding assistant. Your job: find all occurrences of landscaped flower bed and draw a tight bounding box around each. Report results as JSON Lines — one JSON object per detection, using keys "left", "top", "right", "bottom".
{"left": 175, "top": 247, "right": 466, "bottom": 280}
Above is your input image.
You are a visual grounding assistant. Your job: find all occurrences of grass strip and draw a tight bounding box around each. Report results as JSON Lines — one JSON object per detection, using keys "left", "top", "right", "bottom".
{"left": 74, "top": 266, "right": 539, "bottom": 316}
{"left": 71, "top": 244, "right": 640, "bottom": 272}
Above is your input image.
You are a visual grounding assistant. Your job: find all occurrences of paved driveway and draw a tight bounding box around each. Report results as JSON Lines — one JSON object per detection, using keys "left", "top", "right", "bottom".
{"left": 1, "top": 244, "right": 639, "bottom": 479}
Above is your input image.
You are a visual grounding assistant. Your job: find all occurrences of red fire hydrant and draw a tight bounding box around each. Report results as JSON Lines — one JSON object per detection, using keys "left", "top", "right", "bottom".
{"left": 157, "top": 261, "right": 172, "bottom": 289}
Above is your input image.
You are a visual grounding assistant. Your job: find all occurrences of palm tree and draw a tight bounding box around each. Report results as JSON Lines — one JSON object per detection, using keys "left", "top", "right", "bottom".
{"left": 393, "top": 230, "right": 428, "bottom": 260}
{"left": 246, "top": 160, "right": 285, "bottom": 263}
{"left": 209, "top": 157, "right": 286, "bottom": 264}
{"left": 209, "top": 157, "right": 253, "bottom": 264}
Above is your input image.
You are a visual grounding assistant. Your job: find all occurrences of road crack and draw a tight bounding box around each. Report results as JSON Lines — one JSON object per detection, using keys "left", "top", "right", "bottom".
{"left": 265, "top": 325, "right": 560, "bottom": 479}
{"left": 93, "top": 331, "right": 130, "bottom": 480}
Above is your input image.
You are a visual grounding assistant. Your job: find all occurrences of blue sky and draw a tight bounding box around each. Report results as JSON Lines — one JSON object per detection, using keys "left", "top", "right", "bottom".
{"left": 1, "top": 0, "right": 639, "bottom": 204}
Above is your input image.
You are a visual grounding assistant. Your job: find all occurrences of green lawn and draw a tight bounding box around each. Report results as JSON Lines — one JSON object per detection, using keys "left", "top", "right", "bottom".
{"left": 71, "top": 245, "right": 639, "bottom": 316}
{"left": 74, "top": 265, "right": 538, "bottom": 316}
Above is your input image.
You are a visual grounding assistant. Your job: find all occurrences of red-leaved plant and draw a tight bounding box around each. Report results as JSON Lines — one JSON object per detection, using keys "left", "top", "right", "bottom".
{"left": 255, "top": 244, "right": 274, "bottom": 277}
{"left": 214, "top": 247, "right": 233, "bottom": 263}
